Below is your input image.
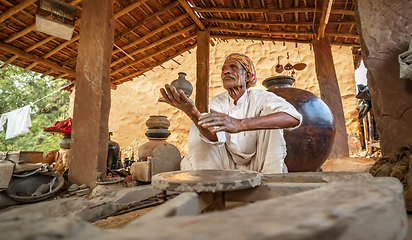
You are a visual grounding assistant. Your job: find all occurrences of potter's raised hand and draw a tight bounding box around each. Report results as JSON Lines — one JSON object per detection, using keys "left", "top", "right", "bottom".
{"left": 159, "top": 84, "right": 197, "bottom": 116}
{"left": 198, "top": 110, "right": 243, "bottom": 133}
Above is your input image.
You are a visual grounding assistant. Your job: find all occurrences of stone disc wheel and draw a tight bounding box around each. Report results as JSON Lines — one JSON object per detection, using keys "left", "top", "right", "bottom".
{"left": 151, "top": 169, "right": 263, "bottom": 192}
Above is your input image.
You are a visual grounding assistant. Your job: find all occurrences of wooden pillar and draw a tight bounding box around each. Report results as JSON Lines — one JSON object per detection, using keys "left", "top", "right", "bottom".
{"left": 196, "top": 30, "right": 210, "bottom": 113}
{"left": 312, "top": 37, "right": 349, "bottom": 158}
{"left": 69, "top": 0, "right": 115, "bottom": 188}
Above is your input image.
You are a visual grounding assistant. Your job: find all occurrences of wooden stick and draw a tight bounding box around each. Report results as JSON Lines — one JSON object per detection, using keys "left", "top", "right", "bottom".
{"left": 114, "top": 44, "right": 135, "bottom": 61}
{"left": 24, "top": 61, "right": 38, "bottom": 71}
{"left": 178, "top": 0, "right": 205, "bottom": 31}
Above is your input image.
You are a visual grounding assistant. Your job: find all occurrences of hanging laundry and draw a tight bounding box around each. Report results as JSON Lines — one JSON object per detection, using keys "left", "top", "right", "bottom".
{"left": 0, "top": 105, "right": 32, "bottom": 140}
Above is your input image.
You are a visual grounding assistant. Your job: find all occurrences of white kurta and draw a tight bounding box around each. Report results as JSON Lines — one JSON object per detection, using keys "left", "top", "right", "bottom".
{"left": 181, "top": 89, "right": 302, "bottom": 174}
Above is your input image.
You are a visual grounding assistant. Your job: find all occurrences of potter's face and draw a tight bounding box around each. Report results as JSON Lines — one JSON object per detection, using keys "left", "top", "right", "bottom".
{"left": 221, "top": 58, "right": 250, "bottom": 90}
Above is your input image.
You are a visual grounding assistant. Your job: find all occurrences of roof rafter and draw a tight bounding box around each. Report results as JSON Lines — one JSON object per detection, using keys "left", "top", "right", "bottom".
{"left": 111, "top": 24, "right": 196, "bottom": 67}
{"left": 112, "top": 44, "right": 197, "bottom": 84}
{"left": 111, "top": 35, "right": 196, "bottom": 77}
{"left": 318, "top": 0, "right": 333, "bottom": 39}
{"left": 212, "top": 34, "right": 360, "bottom": 47}
{"left": 113, "top": 13, "right": 190, "bottom": 55}
{"left": 178, "top": 0, "right": 205, "bottom": 30}
{"left": 114, "top": 0, "right": 180, "bottom": 42}
{"left": 0, "top": 0, "right": 36, "bottom": 25}
{"left": 191, "top": 6, "right": 354, "bottom": 15}
{"left": 0, "top": 42, "right": 76, "bottom": 76}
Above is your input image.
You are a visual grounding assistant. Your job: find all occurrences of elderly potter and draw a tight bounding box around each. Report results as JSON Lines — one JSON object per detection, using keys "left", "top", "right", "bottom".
{"left": 159, "top": 53, "right": 302, "bottom": 173}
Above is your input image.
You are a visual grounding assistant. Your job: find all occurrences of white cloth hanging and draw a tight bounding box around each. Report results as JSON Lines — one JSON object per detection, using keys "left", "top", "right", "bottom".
{"left": 0, "top": 105, "right": 32, "bottom": 139}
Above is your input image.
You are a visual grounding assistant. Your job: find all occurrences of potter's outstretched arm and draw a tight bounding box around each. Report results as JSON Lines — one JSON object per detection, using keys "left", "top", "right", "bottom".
{"left": 159, "top": 84, "right": 218, "bottom": 141}
{"left": 198, "top": 111, "right": 300, "bottom": 133}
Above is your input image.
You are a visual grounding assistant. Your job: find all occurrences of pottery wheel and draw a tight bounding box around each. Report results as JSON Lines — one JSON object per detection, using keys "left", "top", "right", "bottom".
{"left": 151, "top": 169, "right": 263, "bottom": 192}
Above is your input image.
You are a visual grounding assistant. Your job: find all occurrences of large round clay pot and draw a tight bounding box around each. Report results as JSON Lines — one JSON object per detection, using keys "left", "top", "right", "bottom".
{"left": 145, "top": 115, "right": 170, "bottom": 129}
{"left": 170, "top": 72, "right": 193, "bottom": 97}
{"left": 138, "top": 138, "right": 167, "bottom": 161}
{"left": 262, "top": 76, "right": 336, "bottom": 172}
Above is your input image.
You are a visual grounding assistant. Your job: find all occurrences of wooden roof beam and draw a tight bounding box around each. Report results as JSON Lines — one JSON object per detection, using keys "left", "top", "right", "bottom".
{"left": 43, "top": 35, "right": 80, "bottom": 59}
{"left": 192, "top": 7, "right": 354, "bottom": 15}
{"left": 203, "top": 18, "right": 314, "bottom": 26}
{"left": 1, "top": 55, "right": 19, "bottom": 68}
{"left": 113, "top": 0, "right": 148, "bottom": 18}
{"left": 318, "top": 0, "right": 333, "bottom": 39}
{"left": 211, "top": 34, "right": 361, "bottom": 47}
{"left": 113, "top": 13, "right": 189, "bottom": 55}
{"left": 210, "top": 26, "right": 314, "bottom": 36}
{"left": 0, "top": 42, "right": 76, "bottom": 76}
{"left": 114, "top": 0, "right": 180, "bottom": 41}
{"left": 111, "top": 44, "right": 197, "bottom": 84}
{"left": 111, "top": 35, "right": 196, "bottom": 76}
{"left": 111, "top": 24, "right": 196, "bottom": 67}
{"left": 178, "top": 0, "right": 205, "bottom": 31}
{"left": 0, "top": 0, "right": 36, "bottom": 24}
{"left": 5, "top": 25, "right": 35, "bottom": 43}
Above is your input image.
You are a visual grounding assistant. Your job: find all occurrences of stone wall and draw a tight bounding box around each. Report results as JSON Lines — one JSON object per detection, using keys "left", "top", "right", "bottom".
{"left": 355, "top": 0, "right": 412, "bottom": 156}
{"left": 70, "top": 40, "right": 359, "bottom": 156}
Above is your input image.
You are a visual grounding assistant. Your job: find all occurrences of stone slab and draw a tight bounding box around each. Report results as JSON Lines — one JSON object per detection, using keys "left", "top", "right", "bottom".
{"left": 0, "top": 177, "right": 407, "bottom": 240}
{"left": 264, "top": 171, "right": 373, "bottom": 183}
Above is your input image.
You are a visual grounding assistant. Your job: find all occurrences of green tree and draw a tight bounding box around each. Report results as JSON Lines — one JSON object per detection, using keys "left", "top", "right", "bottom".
{"left": 0, "top": 62, "right": 70, "bottom": 154}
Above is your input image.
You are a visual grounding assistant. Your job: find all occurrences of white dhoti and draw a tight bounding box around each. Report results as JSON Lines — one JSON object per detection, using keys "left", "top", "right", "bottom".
{"left": 181, "top": 89, "right": 302, "bottom": 174}
{"left": 180, "top": 123, "right": 289, "bottom": 174}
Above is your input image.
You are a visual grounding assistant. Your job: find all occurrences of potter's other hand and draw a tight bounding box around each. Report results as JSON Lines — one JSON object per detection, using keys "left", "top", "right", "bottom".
{"left": 159, "top": 84, "right": 197, "bottom": 116}
{"left": 198, "top": 110, "right": 243, "bottom": 133}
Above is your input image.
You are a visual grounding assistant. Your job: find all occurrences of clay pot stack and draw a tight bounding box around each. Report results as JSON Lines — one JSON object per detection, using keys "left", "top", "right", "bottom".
{"left": 138, "top": 115, "right": 171, "bottom": 161}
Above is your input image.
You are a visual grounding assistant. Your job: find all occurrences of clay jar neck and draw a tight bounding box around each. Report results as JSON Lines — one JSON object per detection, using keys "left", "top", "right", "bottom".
{"left": 263, "top": 76, "right": 296, "bottom": 90}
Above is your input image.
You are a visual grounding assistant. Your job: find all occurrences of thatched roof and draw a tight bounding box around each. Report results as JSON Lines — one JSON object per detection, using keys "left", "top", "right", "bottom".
{"left": 0, "top": 0, "right": 360, "bottom": 88}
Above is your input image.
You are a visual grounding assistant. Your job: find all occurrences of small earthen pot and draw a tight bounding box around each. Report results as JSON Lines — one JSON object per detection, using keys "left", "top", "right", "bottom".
{"left": 170, "top": 72, "right": 193, "bottom": 97}
{"left": 145, "top": 115, "right": 170, "bottom": 129}
{"left": 145, "top": 128, "right": 171, "bottom": 139}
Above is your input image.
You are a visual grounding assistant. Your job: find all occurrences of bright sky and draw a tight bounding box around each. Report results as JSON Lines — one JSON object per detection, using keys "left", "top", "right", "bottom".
{"left": 354, "top": 60, "right": 368, "bottom": 86}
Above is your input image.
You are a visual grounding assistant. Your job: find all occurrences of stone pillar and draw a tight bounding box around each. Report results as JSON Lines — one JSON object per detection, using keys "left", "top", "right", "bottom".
{"left": 355, "top": 0, "right": 412, "bottom": 156}
{"left": 312, "top": 37, "right": 349, "bottom": 158}
{"left": 69, "top": 0, "right": 115, "bottom": 188}
{"left": 196, "top": 30, "right": 210, "bottom": 113}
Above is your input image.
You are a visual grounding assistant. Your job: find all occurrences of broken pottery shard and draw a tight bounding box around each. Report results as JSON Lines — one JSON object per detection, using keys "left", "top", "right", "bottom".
{"left": 68, "top": 184, "right": 79, "bottom": 192}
